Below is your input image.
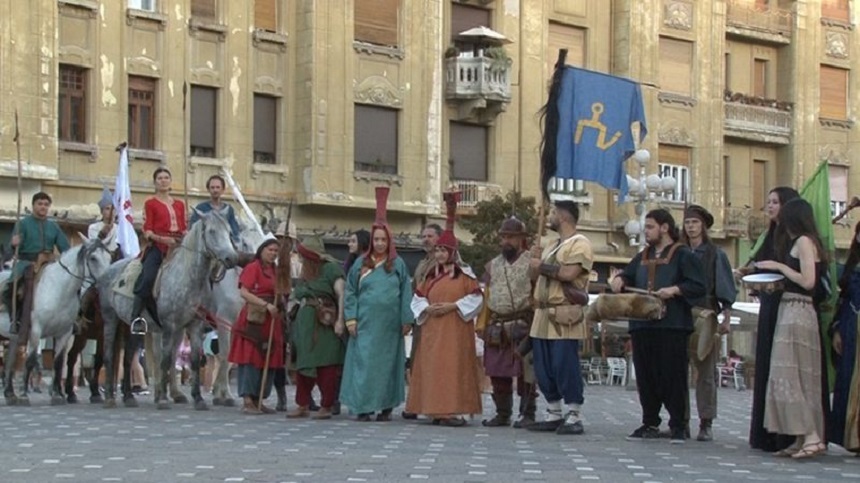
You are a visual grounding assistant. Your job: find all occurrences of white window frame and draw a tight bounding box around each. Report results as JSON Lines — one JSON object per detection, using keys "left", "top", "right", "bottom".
{"left": 658, "top": 163, "right": 689, "bottom": 202}
{"left": 831, "top": 200, "right": 847, "bottom": 218}
{"left": 129, "top": 0, "right": 156, "bottom": 11}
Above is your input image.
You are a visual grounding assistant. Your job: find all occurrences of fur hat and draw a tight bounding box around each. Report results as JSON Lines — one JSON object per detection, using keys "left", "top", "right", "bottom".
{"left": 436, "top": 191, "right": 461, "bottom": 251}
{"left": 684, "top": 204, "right": 714, "bottom": 229}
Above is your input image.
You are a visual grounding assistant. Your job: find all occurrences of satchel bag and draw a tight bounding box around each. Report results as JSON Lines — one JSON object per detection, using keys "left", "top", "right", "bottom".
{"left": 484, "top": 323, "right": 504, "bottom": 348}
{"left": 503, "top": 320, "right": 531, "bottom": 345}
{"left": 690, "top": 307, "right": 718, "bottom": 362}
{"left": 547, "top": 304, "right": 586, "bottom": 339}
{"left": 246, "top": 303, "right": 268, "bottom": 325}
{"left": 314, "top": 297, "right": 339, "bottom": 327}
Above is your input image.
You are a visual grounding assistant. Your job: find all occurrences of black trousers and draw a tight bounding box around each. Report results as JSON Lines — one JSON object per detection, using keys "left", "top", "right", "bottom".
{"left": 631, "top": 330, "right": 689, "bottom": 430}
{"left": 134, "top": 248, "right": 163, "bottom": 299}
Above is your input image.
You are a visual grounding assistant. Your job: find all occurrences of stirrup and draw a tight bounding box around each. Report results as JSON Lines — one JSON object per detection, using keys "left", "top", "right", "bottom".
{"left": 130, "top": 317, "right": 148, "bottom": 335}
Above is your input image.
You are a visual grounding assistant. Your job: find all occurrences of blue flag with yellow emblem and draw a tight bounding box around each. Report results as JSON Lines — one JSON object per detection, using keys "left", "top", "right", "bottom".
{"left": 553, "top": 66, "right": 647, "bottom": 202}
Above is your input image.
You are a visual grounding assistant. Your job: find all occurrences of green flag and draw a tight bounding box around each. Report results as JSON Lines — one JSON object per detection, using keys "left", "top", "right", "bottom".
{"left": 799, "top": 161, "right": 837, "bottom": 390}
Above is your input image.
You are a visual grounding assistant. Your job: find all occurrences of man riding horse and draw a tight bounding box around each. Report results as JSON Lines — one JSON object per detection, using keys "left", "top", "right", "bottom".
{"left": 2, "top": 192, "right": 70, "bottom": 336}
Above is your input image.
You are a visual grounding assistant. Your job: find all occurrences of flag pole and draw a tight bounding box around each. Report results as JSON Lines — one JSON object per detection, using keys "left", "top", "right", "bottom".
{"left": 536, "top": 49, "right": 568, "bottom": 248}
{"left": 182, "top": 82, "right": 190, "bottom": 213}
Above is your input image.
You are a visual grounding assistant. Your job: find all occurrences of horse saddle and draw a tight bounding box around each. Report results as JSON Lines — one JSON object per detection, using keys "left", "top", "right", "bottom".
{"left": 112, "top": 260, "right": 143, "bottom": 298}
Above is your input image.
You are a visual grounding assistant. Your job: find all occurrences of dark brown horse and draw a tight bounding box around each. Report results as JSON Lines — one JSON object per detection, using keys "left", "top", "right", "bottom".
{"left": 64, "top": 291, "right": 130, "bottom": 404}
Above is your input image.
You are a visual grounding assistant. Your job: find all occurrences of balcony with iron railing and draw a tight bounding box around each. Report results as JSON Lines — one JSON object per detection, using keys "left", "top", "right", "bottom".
{"left": 724, "top": 205, "right": 751, "bottom": 236}
{"left": 748, "top": 211, "right": 770, "bottom": 240}
{"left": 726, "top": 0, "right": 793, "bottom": 43}
{"left": 451, "top": 179, "right": 504, "bottom": 211}
{"left": 724, "top": 91, "right": 793, "bottom": 145}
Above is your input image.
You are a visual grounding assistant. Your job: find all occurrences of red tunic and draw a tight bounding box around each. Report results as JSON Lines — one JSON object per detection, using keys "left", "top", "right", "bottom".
{"left": 143, "top": 197, "right": 187, "bottom": 254}
{"left": 227, "top": 260, "right": 285, "bottom": 369}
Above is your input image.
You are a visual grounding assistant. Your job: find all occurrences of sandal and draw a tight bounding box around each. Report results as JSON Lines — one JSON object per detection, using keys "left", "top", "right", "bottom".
{"left": 773, "top": 444, "right": 802, "bottom": 457}
{"left": 791, "top": 442, "right": 826, "bottom": 460}
{"left": 439, "top": 417, "right": 467, "bottom": 427}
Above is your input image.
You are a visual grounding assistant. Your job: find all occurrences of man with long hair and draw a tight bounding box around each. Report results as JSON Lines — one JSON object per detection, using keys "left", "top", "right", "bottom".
{"left": 681, "top": 205, "right": 737, "bottom": 441}
{"left": 612, "top": 209, "right": 705, "bottom": 444}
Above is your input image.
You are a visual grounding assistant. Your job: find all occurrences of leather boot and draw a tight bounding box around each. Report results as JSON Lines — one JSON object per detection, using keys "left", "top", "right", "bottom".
{"left": 275, "top": 384, "right": 287, "bottom": 412}
{"left": 482, "top": 392, "right": 513, "bottom": 427}
{"left": 16, "top": 269, "right": 35, "bottom": 338}
{"left": 515, "top": 388, "right": 538, "bottom": 429}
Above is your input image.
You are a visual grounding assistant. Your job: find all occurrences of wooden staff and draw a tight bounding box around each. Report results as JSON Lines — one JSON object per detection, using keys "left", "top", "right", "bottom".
{"left": 10, "top": 109, "right": 22, "bottom": 328}
{"left": 257, "top": 308, "right": 277, "bottom": 412}
{"left": 832, "top": 196, "right": 860, "bottom": 224}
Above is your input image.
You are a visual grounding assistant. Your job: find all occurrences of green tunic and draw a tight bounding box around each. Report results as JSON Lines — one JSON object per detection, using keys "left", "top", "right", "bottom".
{"left": 291, "top": 262, "right": 346, "bottom": 377}
{"left": 12, "top": 215, "right": 70, "bottom": 277}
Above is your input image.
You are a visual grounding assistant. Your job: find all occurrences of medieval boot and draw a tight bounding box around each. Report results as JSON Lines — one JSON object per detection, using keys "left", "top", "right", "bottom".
{"left": 514, "top": 391, "right": 538, "bottom": 429}
{"left": 275, "top": 385, "right": 287, "bottom": 412}
{"left": 697, "top": 419, "right": 714, "bottom": 442}
{"left": 130, "top": 295, "right": 148, "bottom": 334}
{"left": 482, "top": 392, "right": 513, "bottom": 427}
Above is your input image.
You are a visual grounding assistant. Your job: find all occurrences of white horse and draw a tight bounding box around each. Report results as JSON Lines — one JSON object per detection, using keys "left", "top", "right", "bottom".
{"left": 1, "top": 237, "right": 113, "bottom": 406}
{"left": 97, "top": 210, "right": 238, "bottom": 410}
{"left": 205, "top": 225, "right": 268, "bottom": 406}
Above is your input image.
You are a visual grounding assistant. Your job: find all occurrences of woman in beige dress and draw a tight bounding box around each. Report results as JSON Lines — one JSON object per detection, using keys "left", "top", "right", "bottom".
{"left": 755, "top": 198, "right": 827, "bottom": 459}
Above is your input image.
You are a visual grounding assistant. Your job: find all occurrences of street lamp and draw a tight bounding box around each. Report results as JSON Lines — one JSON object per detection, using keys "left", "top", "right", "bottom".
{"left": 622, "top": 149, "right": 676, "bottom": 247}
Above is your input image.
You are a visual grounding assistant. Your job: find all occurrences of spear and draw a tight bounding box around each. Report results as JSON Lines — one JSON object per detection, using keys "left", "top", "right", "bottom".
{"left": 10, "top": 109, "right": 22, "bottom": 331}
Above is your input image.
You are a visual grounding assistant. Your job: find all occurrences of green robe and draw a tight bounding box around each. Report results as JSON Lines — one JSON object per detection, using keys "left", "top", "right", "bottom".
{"left": 290, "top": 262, "right": 346, "bottom": 377}
{"left": 11, "top": 215, "right": 70, "bottom": 277}
{"left": 340, "top": 256, "right": 413, "bottom": 414}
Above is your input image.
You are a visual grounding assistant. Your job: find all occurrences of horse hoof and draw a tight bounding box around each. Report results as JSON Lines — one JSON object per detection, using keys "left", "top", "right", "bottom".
{"left": 51, "top": 396, "right": 67, "bottom": 406}
{"left": 103, "top": 398, "right": 117, "bottom": 409}
{"left": 172, "top": 394, "right": 189, "bottom": 404}
{"left": 156, "top": 401, "right": 171, "bottom": 410}
{"left": 212, "top": 397, "right": 223, "bottom": 406}
{"left": 90, "top": 394, "right": 104, "bottom": 404}
{"left": 123, "top": 397, "right": 139, "bottom": 408}
{"left": 17, "top": 397, "right": 30, "bottom": 407}
{"left": 194, "top": 401, "right": 209, "bottom": 411}
{"left": 67, "top": 394, "right": 79, "bottom": 404}
{"left": 222, "top": 397, "right": 236, "bottom": 407}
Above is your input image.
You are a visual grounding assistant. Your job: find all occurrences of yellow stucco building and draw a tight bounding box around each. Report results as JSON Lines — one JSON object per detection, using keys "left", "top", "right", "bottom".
{"left": 0, "top": 0, "right": 857, "bottom": 273}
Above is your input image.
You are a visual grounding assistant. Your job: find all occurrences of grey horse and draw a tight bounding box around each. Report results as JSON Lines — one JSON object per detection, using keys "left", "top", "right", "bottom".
{"left": 97, "top": 210, "right": 237, "bottom": 410}
{"left": 1, "top": 237, "right": 113, "bottom": 406}
{"left": 206, "top": 225, "right": 268, "bottom": 406}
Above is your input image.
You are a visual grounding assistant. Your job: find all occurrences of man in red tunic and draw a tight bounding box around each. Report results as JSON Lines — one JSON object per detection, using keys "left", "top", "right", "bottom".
{"left": 132, "top": 167, "right": 187, "bottom": 331}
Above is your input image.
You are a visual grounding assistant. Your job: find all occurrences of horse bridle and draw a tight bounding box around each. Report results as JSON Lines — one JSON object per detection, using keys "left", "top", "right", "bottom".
{"left": 176, "top": 215, "right": 234, "bottom": 276}
{"left": 57, "top": 241, "right": 111, "bottom": 287}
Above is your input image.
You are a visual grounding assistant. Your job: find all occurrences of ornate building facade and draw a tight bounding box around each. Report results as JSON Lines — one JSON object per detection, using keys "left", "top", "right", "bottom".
{"left": 0, "top": 0, "right": 857, "bottom": 272}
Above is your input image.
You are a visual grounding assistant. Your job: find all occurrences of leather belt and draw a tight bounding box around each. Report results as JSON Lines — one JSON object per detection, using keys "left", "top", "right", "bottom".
{"left": 489, "top": 310, "right": 532, "bottom": 323}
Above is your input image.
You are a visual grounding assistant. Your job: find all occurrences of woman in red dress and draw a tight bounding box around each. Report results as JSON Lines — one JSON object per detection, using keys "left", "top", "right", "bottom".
{"left": 228, "top": 239, "right": 285, "bottom": 414}
{"left": 132, "top": 167, "right": 187, "bottom": 329}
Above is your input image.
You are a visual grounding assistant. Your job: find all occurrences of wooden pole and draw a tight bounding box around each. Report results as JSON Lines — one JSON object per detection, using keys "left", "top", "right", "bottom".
{"left": 257, "top": 314, "right": 277, "bottom": 411}
{"left": 10, "top": 109, "right": 22, "bottom": 327}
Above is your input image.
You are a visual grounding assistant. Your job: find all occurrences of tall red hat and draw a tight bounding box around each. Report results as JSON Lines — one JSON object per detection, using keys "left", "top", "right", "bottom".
{"left": 437, "top": 191, "right": 461, "bottom": 251}
{"left": 369, "top": 186, "right": 397, "bottom": 259}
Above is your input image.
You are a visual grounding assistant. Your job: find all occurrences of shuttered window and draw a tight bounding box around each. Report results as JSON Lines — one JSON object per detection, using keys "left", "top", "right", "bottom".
{"left": 254, "top": 95, "right": 277, "bottom": 164}
{"left": 753, "top": 59, "right": 767, "bottom": 97}
{"left": 255, "top": 0, "right": 277, "bottom": 32}
{"left": 820, "top": 65, "right": 848, "bottom": 120}
{"left": 450, "top": 122, "right": 488, "bottom": 182}
{"left": 128, "top": 76, "right": 156, "bottom": 150}
{"left": 354, "top": 105, "right": 398, "bottom": 175}
{"left": 753, "top": 160, "right": 767, "bottom": 209}
{"left": 659, "top": 37, "right": 693, "bottom": 95}
{"left": 547, "top": 22, "right": 586, "bottom": 75}
{"left": 822, "top": 0, "right": 850, "bottom": 22}
{"left": 451, "top": 3, "right": 491, "bottom": 39}
{"left": 59, "top": 65, "right": 87, "bottom": 143}
{"left": 355, "top": 0, "right": 399, "bottom": 47}
{"left": 190, "top": 86, "right": 217, "bottom": 158}
{"left": 191, "top": 0, "right": 216, "bottom": 19}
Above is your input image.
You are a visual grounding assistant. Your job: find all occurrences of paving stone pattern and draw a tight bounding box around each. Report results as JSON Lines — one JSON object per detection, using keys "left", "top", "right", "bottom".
{"left": 1, "top": 385, "right": 859, "bottom": 482}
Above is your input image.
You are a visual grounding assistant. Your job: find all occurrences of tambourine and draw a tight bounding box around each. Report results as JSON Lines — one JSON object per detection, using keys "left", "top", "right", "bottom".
{"left": 585, "top": 293, "right": 665, "bottom": 322}
{"left": 741, "top": 273, "right": 785, "bottom": 294}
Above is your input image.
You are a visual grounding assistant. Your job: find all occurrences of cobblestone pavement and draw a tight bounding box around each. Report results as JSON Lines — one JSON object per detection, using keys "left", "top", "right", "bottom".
{"left": 1, "top": 383, "right": 859, "bottom": 482}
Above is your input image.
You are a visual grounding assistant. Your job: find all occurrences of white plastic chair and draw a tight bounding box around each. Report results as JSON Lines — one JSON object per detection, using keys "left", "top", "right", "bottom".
{"left": 607, "top": 358, "right": 627, "bottom": 385}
